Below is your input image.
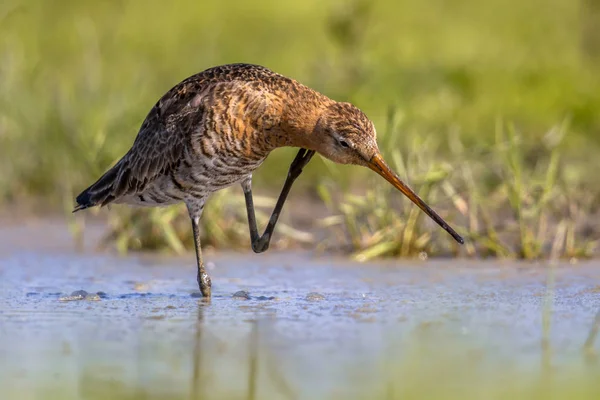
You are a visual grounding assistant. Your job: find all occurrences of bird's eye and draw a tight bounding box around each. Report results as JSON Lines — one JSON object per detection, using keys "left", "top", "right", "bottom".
{"left": 339, "top": 139, "right": 350, "bottom": 148}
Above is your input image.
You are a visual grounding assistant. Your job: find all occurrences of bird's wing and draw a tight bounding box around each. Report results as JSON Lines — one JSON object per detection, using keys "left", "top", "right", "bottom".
{"left": 111, "top": 84, "right": 208, "bottom": 198}
{"left": 74, "top": 64, "right": 288, "bottom": 210}
{"left": 74, "top": 81, "right": 209, "bottom": 208}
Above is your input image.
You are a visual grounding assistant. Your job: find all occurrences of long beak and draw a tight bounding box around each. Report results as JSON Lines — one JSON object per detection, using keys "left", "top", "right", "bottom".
{"left": 368, "top": 153, "right": 464, "bottom": 244}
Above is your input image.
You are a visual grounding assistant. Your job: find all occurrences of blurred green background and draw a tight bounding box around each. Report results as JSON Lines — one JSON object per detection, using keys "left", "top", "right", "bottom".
{"left": 1, "top": 0, "right": 599, "bottom": 258}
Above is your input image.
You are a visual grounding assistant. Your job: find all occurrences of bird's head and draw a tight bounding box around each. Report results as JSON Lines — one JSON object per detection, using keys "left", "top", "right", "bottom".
{"left": 312, "top": 101, "right": 464, "bottom": 244}
{"left": 312, "top": 102, "right": 378, "bottom": 166}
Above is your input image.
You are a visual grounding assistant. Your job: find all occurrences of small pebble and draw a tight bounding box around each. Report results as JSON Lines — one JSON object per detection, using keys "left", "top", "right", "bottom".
{"left": 58, "top": 290, "right": 102, "bottom": 302}
{"left": 58, "top": 290, "right": 86, "bottom": 302}
{"left": 84, "top": 293, "right": 101, "bottom": 301}
{"left": 58, "top": 296, "right": 78, "bottom": 302}
{"left": 134, "top": 283, "right": 149, "bottom": 291}
{"left": 255, "top": 295, "right": 275, "bottom": 301}
{"left": 232, "top": 290, "right": 251, "bottom": 300}
{"left": 305, "top": 292, "right": 326, "bottom": 301}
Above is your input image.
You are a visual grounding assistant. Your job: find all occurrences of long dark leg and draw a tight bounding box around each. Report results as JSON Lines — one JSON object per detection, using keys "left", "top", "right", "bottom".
{"left": 241, "top": 148, "right": 315, "bottom": 253}
{"left": 187, "top": 204, "right": 211, "bottom": 297}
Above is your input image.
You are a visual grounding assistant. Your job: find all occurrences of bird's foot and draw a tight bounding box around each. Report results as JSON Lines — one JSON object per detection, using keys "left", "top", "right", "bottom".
{"left": 251, "top": 234, "right": 270, "bottom": 253}
{"left": 197, "top": 267, "right": 212, "bottom": 297}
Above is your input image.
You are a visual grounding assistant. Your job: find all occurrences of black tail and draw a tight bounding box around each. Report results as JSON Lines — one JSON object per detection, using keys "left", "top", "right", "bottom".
{"left": 73, "top": 163, "right": 122, "bottom": 213}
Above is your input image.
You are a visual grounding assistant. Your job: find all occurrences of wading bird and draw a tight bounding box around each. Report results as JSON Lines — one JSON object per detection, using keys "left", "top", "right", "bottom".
{"left": 74, "top": 63, "right": 463, "bottom": 297}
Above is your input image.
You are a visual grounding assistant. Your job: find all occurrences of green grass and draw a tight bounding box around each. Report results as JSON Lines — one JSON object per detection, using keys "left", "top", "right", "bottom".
{"left": 1, "top": 0, "right": 599, "bottom": 257}
{"left": 319, "top": 115, "right": 599, "bottom": 260}
{"left": 96, "top": 190, "right": 313, "bottom": 255}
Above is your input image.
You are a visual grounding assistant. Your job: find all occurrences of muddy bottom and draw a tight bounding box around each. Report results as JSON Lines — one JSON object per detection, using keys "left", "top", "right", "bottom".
{"left": 0, "top": 221, "right": 599, "bottom": 399}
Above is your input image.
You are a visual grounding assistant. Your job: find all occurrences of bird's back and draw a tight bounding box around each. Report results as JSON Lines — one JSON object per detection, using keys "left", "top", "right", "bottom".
{"left": 74, "top": 64, "right": 310, "bottom": 211}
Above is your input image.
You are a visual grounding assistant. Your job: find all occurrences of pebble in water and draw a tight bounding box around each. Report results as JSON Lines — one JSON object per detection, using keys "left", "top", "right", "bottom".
{"left": 134, "top": 282, "right": 149, "bottom": 291}
{"left": 255, "top": 295, "right": 276, "bottom": 301}
{"left": 305, "top": 292, "right": 326, "bottom": 301}
{"left": 84, "top": 293, "right": 101, "bottom": 301}
{"left": 232, "top": 291, "right": 251, "bottom": 300}
{"left": 58, "top": 290, "right": 101, "bottom": 302}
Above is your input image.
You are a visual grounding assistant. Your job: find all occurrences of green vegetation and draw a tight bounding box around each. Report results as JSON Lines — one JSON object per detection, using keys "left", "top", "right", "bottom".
{"left": 319, "top": 114, "right": 599, "bottom": 260}
{"left": 98, "top": 190, "right": 312, "bottom": 254}
{"left": 1, "top": 0, "right": 599, "bottom": 258}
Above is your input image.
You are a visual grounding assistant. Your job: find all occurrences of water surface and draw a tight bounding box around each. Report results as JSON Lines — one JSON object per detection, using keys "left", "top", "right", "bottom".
{"left": 0, "top": 220, "right": 599, "bottom": 399}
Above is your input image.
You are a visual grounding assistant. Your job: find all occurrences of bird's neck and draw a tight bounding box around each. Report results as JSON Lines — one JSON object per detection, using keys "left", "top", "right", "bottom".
{"left": 269, "top": 86, "right": 333, "bottom": 151}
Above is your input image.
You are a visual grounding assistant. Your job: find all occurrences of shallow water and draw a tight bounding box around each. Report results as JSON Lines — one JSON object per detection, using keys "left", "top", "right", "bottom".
{"left": 0, "top": 220, "right": 599, "bottom": 399}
